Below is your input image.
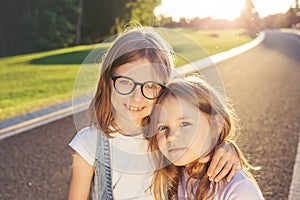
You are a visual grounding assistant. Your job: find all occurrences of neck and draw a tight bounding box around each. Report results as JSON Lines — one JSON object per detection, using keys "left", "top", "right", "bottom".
{"left": 185, "top": 156, "right": 211, "bottom": 177}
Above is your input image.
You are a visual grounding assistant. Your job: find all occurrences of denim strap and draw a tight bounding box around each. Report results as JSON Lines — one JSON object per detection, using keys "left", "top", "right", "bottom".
{"left": 90, "top": 131, "right": 114, "bottom": 199}
{"left": 103, "top": 133, "right": 113, "bottom": 198}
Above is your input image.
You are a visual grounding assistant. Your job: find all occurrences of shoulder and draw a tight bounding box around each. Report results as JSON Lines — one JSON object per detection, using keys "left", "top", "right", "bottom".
{"left": 218, "top": 170, "right": 264, "bottom": 200}
{"left": 69, "top": 127, "right": 98, "bottom": 148}
{"left": 69, "top": 127, "right": 99, "bottom": 165}
{"left": 75, "top": 126, "right": 98, "bottom": 138}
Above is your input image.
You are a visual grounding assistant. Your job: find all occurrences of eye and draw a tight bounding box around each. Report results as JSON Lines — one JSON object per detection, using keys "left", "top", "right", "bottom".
{"left": 119, "top": 79, "right": 133, "bottom": 86}
{"left": 157, "top": 125, "right": 168, "bottom": 132}
{"left": 144, "top": 82, "right": 159, "bottom": 89}
{"left": 180, "top": 121, "right": 191, "bottom": 127}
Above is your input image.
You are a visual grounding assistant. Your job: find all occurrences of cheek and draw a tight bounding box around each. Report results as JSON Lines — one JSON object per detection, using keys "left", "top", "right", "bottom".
{"left": 156, "top": 134, "right": 166, "bottom": 150}
{"left": 183, "top": 129, "right": 199, "bottom": 144}
{"left": 111, "top": 88, "right": 126, "bottom": 102}
{"left": 190, "top": 125, "right": 212, "bottom": 155}
{"left": 147, "top": 100, "right": 155, "bottom": 108}
{"left": 110, "top": 91, "right": 120, "bottom": 108}
{"left": 144, "top": 100, "right": 155, "bottom": 114}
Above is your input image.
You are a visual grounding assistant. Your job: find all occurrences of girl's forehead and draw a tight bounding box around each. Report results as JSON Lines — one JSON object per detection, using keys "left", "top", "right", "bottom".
{"left": 158, "top": 97, "right": 200, "bottom": 117}
{"left": 114, "top": 59, "right": 164, "bottom": 82}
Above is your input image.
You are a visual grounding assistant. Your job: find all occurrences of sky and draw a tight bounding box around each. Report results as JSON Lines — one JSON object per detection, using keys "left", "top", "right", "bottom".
{"left": 154, "top": 0, "right": 295, "bottom": 21}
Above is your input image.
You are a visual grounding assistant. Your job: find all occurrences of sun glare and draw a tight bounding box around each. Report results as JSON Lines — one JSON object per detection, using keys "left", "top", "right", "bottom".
{"left": 252, "top": 0, "right": 293, "bottom": 17}
{"left": 155, "top": 0, "right": 293, "bottom": 21}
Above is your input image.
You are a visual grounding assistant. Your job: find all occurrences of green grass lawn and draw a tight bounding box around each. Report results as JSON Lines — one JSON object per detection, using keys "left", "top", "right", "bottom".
{"left": 0, "top": 29, "right": 252, "bottom": 121}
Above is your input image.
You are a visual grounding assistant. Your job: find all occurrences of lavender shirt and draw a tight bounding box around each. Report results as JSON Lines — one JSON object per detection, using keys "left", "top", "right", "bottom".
{"left": 178, "top": 169, "right": 264, "bottom": 200}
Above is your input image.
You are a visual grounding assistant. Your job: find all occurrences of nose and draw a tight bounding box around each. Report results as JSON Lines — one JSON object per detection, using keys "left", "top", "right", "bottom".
{"left": 166, "top": 128, "right": 179, "bottom": 143}
{"left": 130, "top": 85, "right": 144, "bottom": 101}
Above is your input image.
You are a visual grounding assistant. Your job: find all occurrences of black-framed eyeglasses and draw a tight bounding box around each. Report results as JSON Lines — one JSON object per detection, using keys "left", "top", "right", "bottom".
{"left": 111, "top": 76, "right": 165, "bottom": 100}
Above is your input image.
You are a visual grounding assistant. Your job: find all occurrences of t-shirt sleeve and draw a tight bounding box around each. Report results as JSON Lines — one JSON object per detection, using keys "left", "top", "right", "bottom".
{"left": 69, "top": 127, "right": 97, "bottom": 166}
{"left": 227, "top": 179, "right": 265, "bottom": 200}
{"left": 222, "top": 170, "right": 265, "bottom": 200}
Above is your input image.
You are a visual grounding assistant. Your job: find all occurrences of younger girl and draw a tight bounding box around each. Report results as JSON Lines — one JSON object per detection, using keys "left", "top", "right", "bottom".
{"left": 68, "top": 27, "right": 240, "bottom": 199}
{"left": 147, "top": 75, "right": 264, "bottom": 199}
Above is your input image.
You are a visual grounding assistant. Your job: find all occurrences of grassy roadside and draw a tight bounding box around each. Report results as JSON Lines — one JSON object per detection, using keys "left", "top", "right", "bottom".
{"left": 281, "top": 28, "right": 300, "bottom": 35}
{"left": 0, "top": 29, "right": 252, "bottom": 121}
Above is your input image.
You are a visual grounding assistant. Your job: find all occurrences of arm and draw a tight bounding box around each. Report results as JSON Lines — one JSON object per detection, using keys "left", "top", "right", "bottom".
{"left": 68, "top": 151, "right": 94, "bottom": 200}
{"left": 207, "top": 142, "right": 240, "bottom": 182}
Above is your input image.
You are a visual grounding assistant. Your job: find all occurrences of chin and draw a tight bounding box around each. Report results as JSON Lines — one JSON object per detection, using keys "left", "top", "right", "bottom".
{"left": 172, "top": 159, "right": 189, "bottom": 166}
{"left": 129, "top": 113, "right": 147, "bottom": 122}
{"left": 173, "top": 157, "right": 196, "bottom": 166}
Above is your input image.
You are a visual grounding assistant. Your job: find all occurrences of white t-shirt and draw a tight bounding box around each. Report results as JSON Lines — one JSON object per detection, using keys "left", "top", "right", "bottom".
{"left": 69, "top": 127, "right": 155, "bottom": 200}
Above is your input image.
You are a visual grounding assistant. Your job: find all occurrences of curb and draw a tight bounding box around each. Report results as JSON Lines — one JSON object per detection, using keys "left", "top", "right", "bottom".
{"left": 288, "top": 134, "right": 300, "bottom": 200}
{"left": 0, "top": 31, "right": 266, "bottom": 141}
{"left": 0, "top": 102, "right": 89, "bottom": 140}
{"left": 175, "top": 31, "right": 265, "bottom": 76}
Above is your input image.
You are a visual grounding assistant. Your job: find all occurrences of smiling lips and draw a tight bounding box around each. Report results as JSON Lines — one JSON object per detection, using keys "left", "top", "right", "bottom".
{"left": 125, "top": 104, "right": 144, "bottom": 111}
{"left": 168, "top": 147, "right": 186, "bottom": 153}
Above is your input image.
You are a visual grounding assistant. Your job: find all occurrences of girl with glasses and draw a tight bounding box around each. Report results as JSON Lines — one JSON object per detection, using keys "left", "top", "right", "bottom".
{"left": 68, "top": 26, "right": 241, "bottom": 199}
{"left": 146, "top": 75, "right": 264, "bottom": 200}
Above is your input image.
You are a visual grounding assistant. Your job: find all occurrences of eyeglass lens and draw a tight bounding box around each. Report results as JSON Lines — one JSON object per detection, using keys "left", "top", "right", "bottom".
{"left": 113, "top": 76, "right": 163, "bottom": 99}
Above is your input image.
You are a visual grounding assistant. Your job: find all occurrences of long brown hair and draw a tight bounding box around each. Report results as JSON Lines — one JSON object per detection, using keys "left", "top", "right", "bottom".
{"left": 146, "top": 75, "right": 257, "bottom": 200}
{"left": 87, "top": 26, "right": 174, "bottom": 137}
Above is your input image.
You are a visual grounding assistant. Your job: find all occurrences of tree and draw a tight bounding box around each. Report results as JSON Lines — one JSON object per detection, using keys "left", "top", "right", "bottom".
{"left": 291, "top": 0, "right": 300, "bottom": 27}
{"left": 0, "top": 0, "right": 78, "bottom": 57}
{"left": 30, "top": 0, "right": 78, "bottom": 50}
{"left": 0, "top": 0, "right": 162, "bottom": 56}
{"left": 80, "top": 0, "right": 130, "bottom": 43}
{"left": 75, "top": 0, "right": 84, "bottom": 45}
{"left": 80, "top": 0, "right": 161, "bottom": 43}
{"left": 126, "top": 0, "right": 160, "bottom": 26}
{"left": 239, "top": 0, "right": 262, "bottom": 37}
{"left": 262, "top": 14, "right": 285, "bottom": 29}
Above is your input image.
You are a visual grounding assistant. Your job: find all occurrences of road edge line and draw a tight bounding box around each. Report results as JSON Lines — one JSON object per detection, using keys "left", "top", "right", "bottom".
{"left": 288, "top": 134, "right": 300, "bottom": 200}
{"left": 0, "top": 102, "right": 89, "bottom": 140}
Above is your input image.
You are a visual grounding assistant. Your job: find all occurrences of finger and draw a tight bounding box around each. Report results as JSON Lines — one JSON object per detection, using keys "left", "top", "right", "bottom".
{"left": 207, "top": 154, "right": 221, "bottom": 177}
{"left": 213, "top": 162, "right": 232, "bottom": 182}
{"left": 226, "top": 164, "right": 241, "bottom": 182}
{"left": 210, "top": 157, "right": 227, "bottom": 181}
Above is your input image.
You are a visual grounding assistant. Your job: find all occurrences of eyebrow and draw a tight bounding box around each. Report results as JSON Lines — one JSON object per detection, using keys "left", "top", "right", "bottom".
{"left": 114, "top": 74, "right": 164, "bottom": 83}
{"left": 156, "top": 117, "right": 191, "bottom": 123}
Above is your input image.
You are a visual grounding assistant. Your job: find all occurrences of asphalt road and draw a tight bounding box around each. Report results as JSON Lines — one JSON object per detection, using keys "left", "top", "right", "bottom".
{"left": 0, "top": 30, "right": 299, "bottom": 199}
{"left": 216, "top": 30, "right": 300, "bottom": 199}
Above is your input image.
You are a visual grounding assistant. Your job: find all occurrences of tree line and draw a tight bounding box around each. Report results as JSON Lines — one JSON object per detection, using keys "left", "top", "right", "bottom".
{"left": 159, "top": 0, "right": 300, "bottom": 37}
{"left": 0, "top": 0, "right": 299, "bottom": 58}
{"left": 0, "top": 0, "right": 160, "bottom": 57}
